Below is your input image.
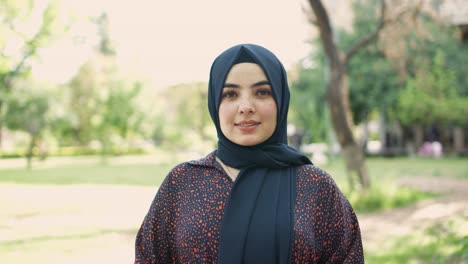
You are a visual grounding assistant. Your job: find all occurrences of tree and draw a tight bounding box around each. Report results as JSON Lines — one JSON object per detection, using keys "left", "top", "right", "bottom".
{"left": 0, "top": 0, "right": 61, "bottom": 146}
{"left": 62, "top": 12, "right": 145, "bottom": 158}
{"left": 379, "top": 6, "right": 468, "bottom": 154}
{"left": 160, "top": 82, "right": 214, "bottom": 150}
{"left": 304, "top": 0, "right": 413, "bottom": 189}
{"left": 289, "top": 49, "right": 328, "bottom": 144}
{"left": 96, "top": 81, "right": 143, "bottom": 158}
{"left": 395, "top": 49, "right": 468, "bottom": 151}
{"left": 67, "top": 62, "right": 101, "bottom": 145}
{"left": 3, "top": 83, "right": 49, "bottom": 168}
{"left": 338, "top": 2, "right": 400, "bottom": 126}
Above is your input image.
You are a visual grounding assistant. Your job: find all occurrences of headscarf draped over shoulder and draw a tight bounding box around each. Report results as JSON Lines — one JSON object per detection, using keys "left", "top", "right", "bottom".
{"left": 208, "top": 44, "right": 312, "bottom": 264}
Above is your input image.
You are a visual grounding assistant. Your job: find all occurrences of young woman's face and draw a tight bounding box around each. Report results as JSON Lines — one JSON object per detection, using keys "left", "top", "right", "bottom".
{"left": 218, "top": 63, "right": 277, "bottom": 146}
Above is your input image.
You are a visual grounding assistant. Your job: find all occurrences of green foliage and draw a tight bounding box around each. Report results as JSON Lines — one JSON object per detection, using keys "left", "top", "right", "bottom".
{"left": 0, "top": 0, "right": 33, "bottom": 23}
{"left": 366, "top": 218, "right": 468, "bottom": 263}
{"left": 100, "top": 81, "right": 143, "bottom": 138}
{"left": 62, "top": 56, "right": 145, "bottom": 154}
{"left": 390, "top": 13, "right": 468, "bottom": 128}
{"left": 159, "top": 82, "right": 215, "bottom": 150}
{"left": 66, "top": 62, "right": 101, "bottom": 144}
{"left": 339, "top": 0, "right": 401, "bottom": 124}
{"left": 0, "top": 0, "right": 65, "bottom": 164}
{"left": 289, "top": 48, "right": 329, "bottom": 143}
{"left": 3, "top": 88, "right": 49, "bottom": 135}
{"left": 52, "top": 146, "right": 145, "bottom": 157}
{"left": 94, "top": 13, "right": 115, "bottom": 56}
{"left": 345, "top": 182, "right": 437, "bottom": 213}
{"left": 396, "top": 50, "right": 467, "bottom": 126}
{"left": 2, "top": 83, "right": 52, "bottom": 168}
{"left": 405, "top": 14, "right": 468, "bottom": 97}
{"left": 0, "top": 0, "right": 61, "bottom": 84}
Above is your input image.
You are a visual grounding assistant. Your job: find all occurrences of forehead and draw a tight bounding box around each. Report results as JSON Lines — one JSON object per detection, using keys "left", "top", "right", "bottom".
{"left": 224, "top": 63, "right": 268, "bottom": 83}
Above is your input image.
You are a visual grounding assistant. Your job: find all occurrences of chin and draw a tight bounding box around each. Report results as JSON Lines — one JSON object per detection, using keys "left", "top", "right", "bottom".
{"left": 234, "top": 137, "right": 265, "bottom": 147}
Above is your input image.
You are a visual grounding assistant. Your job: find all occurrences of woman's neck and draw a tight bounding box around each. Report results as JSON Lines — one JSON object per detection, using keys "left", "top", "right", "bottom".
{"left": 215, "top": 157, "right": 240, "bottom": 181}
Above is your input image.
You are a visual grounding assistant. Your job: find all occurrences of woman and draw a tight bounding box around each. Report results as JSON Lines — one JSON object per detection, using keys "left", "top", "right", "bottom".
{"left": 135, "top": 44, "right": 363, "bottom": 263}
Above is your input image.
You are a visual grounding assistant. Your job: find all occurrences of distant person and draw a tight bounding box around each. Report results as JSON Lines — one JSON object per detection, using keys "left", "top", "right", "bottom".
{"left": 135, "top": 44, "right": 363, "bottom": 263}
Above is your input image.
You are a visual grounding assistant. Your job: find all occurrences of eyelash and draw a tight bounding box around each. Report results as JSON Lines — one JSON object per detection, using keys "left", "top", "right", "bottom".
{"left": 221, "top": 88, "right": 273, "bottom": 99}
{"left": 221, "top": 91, "right": 237, "bottom": 99}
{"left": 256, "top": 89, "right": 272, "bottom": 97}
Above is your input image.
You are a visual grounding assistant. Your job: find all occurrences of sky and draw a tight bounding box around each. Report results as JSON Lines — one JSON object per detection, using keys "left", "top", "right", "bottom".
{"left": 31, "top": 0, "right": 352, "bottom": 88}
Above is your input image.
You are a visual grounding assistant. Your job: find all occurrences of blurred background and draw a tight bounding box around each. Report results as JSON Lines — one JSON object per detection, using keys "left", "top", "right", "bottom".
{"left": 0, "top": 0, "right": 467, "bottom": 263}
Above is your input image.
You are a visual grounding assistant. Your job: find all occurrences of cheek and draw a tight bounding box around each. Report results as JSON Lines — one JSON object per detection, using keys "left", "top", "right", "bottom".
{"left": 265, "top": 101, "right": 278, "bottom": 123}
{"left": 218, "top": 104, "right": 232, "bottom": 126}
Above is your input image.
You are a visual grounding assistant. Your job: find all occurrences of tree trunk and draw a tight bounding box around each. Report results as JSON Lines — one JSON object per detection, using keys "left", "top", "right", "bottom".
{"left": 26, "top": 133, "right": 38, "bottom": 170}
{"left": 413, "top": 125, "right": 424, "bottom": 153}
{"left": 308, "top": 0, "right": 373, "bottom": 190}
{"left": 360, "top": 116, "right": 369, "bottom": 152}
{"left": 379, "top": 109, "right": 387, "bottom": 155}
{"left": 327, "top": 63, "right": 370, "bottom": 189}
{"left": 342, "top": 143, "right": 370, "bottom": 190}
{"left": 453, "top": 127, "right": 464, "bottom": 155}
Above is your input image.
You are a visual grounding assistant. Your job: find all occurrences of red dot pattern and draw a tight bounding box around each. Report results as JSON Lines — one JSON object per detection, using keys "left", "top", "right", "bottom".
{"left": 135, "top": 152, "right": 363, "bottom": 263}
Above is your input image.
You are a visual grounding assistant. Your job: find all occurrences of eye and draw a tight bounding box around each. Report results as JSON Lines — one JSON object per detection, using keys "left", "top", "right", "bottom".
{"left": 221, "top": 90, "right": 238, "bottom": 99}
{"left": 256, "top": 88, "right": 273, "bottom": 97}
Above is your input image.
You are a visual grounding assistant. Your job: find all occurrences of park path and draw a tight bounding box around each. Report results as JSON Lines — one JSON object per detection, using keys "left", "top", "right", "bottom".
{"left": 359, "top": 176, "right": 468, "bottom": 252}
{"left": 0, "top": 183, "right": 157, "bottom": 264}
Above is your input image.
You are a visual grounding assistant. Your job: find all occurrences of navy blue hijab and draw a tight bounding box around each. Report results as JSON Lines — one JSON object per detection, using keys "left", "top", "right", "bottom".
{"left": 208, "top": 44, "right": 312, "bottom": 264}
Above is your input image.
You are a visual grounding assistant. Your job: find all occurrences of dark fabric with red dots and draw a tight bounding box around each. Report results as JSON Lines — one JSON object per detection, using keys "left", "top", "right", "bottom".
{"left": 135, "top": 152, "right": 364, "bottom": 264}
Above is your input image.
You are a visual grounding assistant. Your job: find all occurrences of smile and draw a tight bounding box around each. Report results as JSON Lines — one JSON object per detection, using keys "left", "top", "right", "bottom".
{"left": 235, "top": 121, "right": 261, "bottom": 127}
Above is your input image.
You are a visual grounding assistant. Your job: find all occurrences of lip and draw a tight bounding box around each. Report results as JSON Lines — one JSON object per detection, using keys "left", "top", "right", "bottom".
{"left": 235, "top": 120, "right": 261, "bottom": 126}
{"left": 235, "top": 120, "right": 260, "bottom": 133}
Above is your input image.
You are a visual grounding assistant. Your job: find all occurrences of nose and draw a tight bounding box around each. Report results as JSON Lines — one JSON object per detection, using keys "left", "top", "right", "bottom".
{"left": 238, "top": 96, "right": 255, "bottom": 114}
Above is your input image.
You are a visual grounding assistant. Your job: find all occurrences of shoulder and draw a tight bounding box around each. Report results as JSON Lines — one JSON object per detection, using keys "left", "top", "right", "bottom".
{"left": 187, "top": 151, "right": 217, "bottom": 167}
{"left": 295, "top": 164, "right": 344, "bottom": 199}
{"left": 296, "top": 164, "right": 336, "bottom": 185}
{"left": 164, "top": 151, "right": 218, "bottom": 182}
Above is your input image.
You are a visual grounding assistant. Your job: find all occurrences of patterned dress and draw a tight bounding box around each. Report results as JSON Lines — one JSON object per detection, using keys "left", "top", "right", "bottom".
{"left": 135, "top": 152, "right": 363, "bottom": 263}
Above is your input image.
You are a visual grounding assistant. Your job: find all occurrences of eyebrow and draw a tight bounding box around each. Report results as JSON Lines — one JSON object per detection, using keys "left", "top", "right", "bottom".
{"left": 223, "top": 80, "right": 271, "bottom": 89}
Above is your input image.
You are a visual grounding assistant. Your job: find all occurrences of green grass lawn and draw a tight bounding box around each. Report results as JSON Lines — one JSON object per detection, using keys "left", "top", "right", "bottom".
{"left": 0, "top": 163, "right": 175, "bottom": 186}
{"left": 0, "top": 156, "right": 465, "bottom": 186}
{"left": 0, "top": 155, "right": 465, "bottom": 214}
{"left": 322, "top": 156, "right": 468, "bottom": 182}
{"left": 365, "top": 216, "right": 468, "bottom": 263}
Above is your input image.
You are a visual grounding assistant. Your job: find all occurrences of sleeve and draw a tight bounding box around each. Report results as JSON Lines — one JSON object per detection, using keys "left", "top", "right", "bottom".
{"left": 315, "top": 168, "right": 364, "bottom": 263}
{"left": 134, "top": 168, "right": 178, "bottom": 264}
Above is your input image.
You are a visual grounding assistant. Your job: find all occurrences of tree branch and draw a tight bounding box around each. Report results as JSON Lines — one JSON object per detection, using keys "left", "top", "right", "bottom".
{"left": 344, "top": 0, "right": 418, "bottom": 62}
{"left": 302, "top": 4, "right": 318, "bottom": 26}
{"left": 344, "top": 0, "right": 386, "bottom": 62}
{"left": 307, "top": 0, "right": 341, "bottom": 65}
{"left": 2, "top": 5, "right": 54, "bottom": 90}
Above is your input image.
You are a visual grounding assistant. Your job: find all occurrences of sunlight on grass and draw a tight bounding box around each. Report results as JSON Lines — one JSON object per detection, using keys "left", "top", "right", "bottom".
{"left": 0, "top": 155, "right": 464, "bottom": 214}
{"left": 344, "top": 181, "right": 438, "bottom": 213}
{"left": 365, "top": 217, "right": 468, "bottom": 263}
{"left": 0, "top": 155, "right": 466, "bottom": 186}
{"left": 0, "top": 163, "right": 174, "bottom": 186}
{"left": 321, "top": 156, "right": 468, "bottom": 183}
{"left": 0, "top": 228, "right": 137, "bottom": 264}
{"left": 0, "top": 228, "right": 136, "bottom": 251}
